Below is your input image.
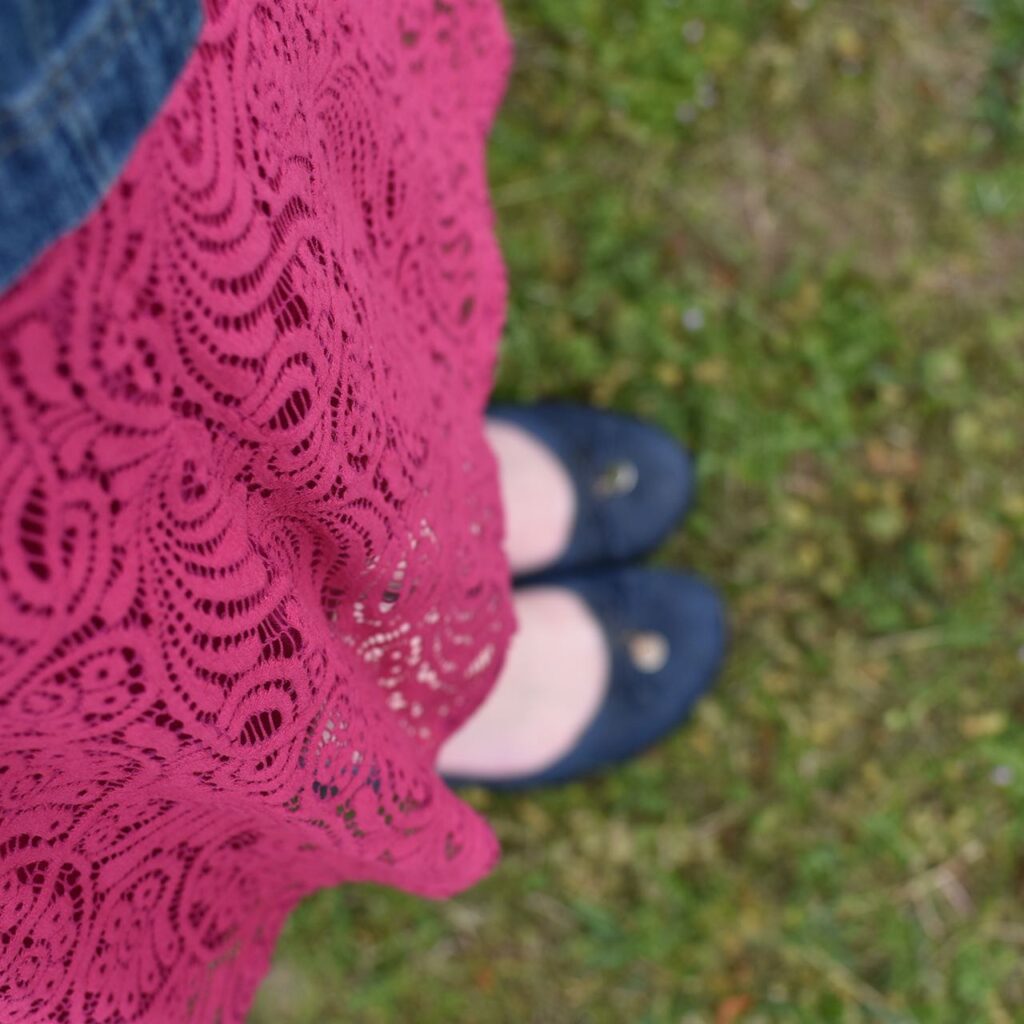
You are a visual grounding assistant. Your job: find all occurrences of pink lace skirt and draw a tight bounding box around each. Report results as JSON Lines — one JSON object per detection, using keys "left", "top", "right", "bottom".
{"left": 0, "top": 1, "right": 514, "bottom": 1020}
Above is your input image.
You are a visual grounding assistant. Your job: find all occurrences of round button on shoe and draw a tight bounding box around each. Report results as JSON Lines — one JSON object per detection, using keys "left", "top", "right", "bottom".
{"left": 625, "top": 630, "right": 670, "bottom": 673}
{"left": 593, "top": 459, "right": 640, "bottom": 498}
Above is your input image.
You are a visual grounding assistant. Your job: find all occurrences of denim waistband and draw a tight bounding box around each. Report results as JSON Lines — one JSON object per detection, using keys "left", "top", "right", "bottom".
{"left": 0, "top": 0, "right": 202, "bottom": 292}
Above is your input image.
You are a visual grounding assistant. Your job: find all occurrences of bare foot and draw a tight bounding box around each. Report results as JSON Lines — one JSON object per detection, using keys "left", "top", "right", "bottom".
{"left": 486, "top": 420, "right": 576, "bottom": 576}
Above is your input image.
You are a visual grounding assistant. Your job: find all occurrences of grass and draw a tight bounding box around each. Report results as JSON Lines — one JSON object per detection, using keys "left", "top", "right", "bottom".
{"left": 251, "top": 2, "right": 1024, "bottom": 1021}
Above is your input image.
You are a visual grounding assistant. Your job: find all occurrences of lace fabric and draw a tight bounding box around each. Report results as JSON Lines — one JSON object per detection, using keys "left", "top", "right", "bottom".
{"left": 0, "top": 1, "right": 513, "bottom": 1019}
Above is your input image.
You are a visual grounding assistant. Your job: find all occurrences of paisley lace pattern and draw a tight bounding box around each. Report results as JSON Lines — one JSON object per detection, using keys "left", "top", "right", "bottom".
{"left": 0, "top": 1, "right": 513, "bottom": 1019}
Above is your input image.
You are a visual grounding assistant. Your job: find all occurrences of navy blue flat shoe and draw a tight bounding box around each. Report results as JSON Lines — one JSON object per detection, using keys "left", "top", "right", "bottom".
{"left": 443, "top": 567, "right": 727, "bottom": 791}
{"left": 488, "top": 403, "right": 695, "bottom": 578}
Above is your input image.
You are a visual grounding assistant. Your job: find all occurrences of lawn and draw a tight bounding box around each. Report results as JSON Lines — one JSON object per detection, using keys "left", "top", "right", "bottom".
{"left": 251, "top": 2, "right": 1024, "bottom": 1021}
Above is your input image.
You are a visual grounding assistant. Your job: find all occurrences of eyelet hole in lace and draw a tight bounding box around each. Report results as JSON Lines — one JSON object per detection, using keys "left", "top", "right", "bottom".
{"left": 593, "top": 459, "right": 639, "bottom": 498}
{"left": 625, "top": 630, "right": 670, "bottom": 673}
{"left": 379, "top": 560, "right": 407, "bottom": 613}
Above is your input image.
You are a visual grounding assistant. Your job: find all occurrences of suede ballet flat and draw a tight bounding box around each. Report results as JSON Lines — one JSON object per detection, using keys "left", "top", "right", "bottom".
{"left": 443, "top": 566, "right": 726, "bottom": 790}
{"left": 488, "top": 402, "right": 695, "bottom": 578}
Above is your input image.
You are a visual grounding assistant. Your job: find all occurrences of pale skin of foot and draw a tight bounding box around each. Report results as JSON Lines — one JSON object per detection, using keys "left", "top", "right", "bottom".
{"left": 436, "top": 422, "right": 610, "bottom": 780}
{"left": 483, "top": 420, "right": 575, "bottom": 576}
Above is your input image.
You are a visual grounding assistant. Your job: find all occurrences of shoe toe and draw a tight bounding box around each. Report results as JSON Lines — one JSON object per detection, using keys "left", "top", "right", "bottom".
{"left": 614, "top": 568, "right": 726, "bottom": 717}
{"left": 529, "top": 568, "right": 727, "bottom": 786}
{"left": 489, "top": 402, "right": 695, "bottom": 572}
{"left": 588, "top": 417, "right": 695, "bottom": 563}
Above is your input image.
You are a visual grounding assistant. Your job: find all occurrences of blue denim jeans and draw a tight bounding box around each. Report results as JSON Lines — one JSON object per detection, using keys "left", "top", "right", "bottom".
{"left": 0, "top": 0, "right": 202, "bottom": 291}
